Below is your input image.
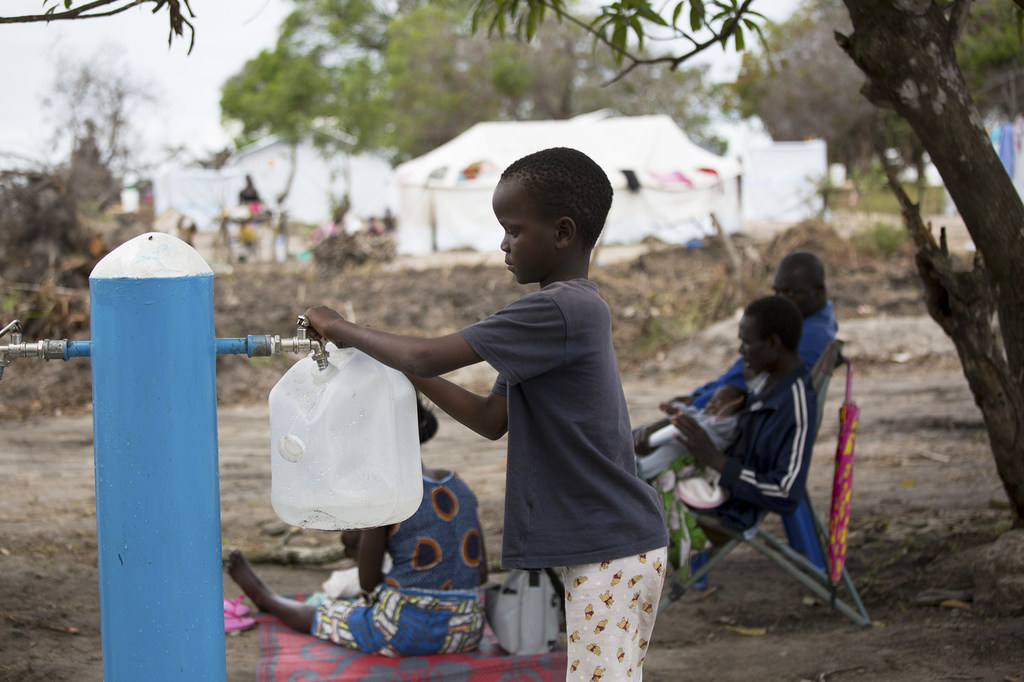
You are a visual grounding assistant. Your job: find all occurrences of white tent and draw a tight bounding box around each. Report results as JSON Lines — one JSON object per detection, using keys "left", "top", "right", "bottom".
{"left": 394, "top": 113, "right": 742, "bottom": 255}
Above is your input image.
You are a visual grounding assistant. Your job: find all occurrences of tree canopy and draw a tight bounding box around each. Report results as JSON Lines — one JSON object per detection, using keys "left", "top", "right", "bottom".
{"left": 218, "top": 0, "right": 727, "bottom": 162}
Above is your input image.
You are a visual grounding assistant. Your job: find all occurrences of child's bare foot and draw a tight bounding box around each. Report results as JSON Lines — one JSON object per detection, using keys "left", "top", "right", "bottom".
{"left": 225, "top": 549, "right": 317, "bottom": 633}
{"left": 226, "top": 549, "right": 274, "bottom": 612}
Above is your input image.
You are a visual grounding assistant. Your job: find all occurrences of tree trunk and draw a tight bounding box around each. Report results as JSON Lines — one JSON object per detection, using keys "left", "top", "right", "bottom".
{"left": 838, "top": 0, "right": 1024, "bottom": 523}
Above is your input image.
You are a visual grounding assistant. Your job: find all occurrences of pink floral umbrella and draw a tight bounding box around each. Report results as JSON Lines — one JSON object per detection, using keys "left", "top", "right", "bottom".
{"left": 828, "top": 361, "right": 859, "bottom": 588}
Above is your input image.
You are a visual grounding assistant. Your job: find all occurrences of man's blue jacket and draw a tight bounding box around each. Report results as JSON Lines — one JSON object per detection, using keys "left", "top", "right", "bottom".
{"left": 716, "top": 363, "right": 818, "bottom": 531}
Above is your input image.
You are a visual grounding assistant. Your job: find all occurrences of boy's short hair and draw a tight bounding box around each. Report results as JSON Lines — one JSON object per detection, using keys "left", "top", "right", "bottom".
{"left": 743, "top": 295, "right": 803, "bottom": 351}
{"left": 500, "top": 147, "right": 613, "bottom": 249}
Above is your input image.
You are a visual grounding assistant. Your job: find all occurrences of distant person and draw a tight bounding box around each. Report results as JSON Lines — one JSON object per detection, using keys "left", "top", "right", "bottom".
{"left": 225, "top": 397, "right": 489, "bottom": 656}
{"left": 239, "top": 175, "right": 262, "bottom": 214}
{"left": 300, "top": 147, "right": 668, "bottom": 681}
{"left": 634, "top": 251, "right": 834, "bottom": 572}
{"left": 366, "top": 216, "right": 385, "bottom": 236}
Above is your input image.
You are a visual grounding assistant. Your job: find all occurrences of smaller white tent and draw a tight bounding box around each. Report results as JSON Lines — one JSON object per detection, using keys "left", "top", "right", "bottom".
{"left": 741, "top": 139, "right": 828, "bottom": 223}
{"left": 395, "top": 113, "right": 742, "bottom": 255}
{"left": 229, "top": 137, "right": 398, "bottom": 227}
{"left": 153, "top": 167, "right": 246, "bottom": 233}
{"left": 153, "top": 136, "right": 398, "bottom": 233}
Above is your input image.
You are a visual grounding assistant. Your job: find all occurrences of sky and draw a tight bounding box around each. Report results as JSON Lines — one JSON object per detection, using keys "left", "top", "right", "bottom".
{"left": 0, "top": 0, "right": 292, "bottom": 168}
{"left": 0, "top": 0, "right": 799, "bottom": 171}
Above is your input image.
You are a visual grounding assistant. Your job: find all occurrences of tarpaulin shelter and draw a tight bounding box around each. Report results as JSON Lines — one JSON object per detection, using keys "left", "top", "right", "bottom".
{"left": 153, "top": 167, "right": 248, "bottom": 234}
{"left": 394, "top": 113, "right": 742, "bottom": 256}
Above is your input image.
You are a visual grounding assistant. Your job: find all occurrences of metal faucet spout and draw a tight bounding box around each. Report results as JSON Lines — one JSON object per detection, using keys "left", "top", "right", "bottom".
{"left": 296, "top": 315, "right": 330, "bottom": 371}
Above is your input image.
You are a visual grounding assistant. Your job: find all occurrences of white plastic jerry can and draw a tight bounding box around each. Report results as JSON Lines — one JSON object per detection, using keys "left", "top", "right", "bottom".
{"left": 268, "top": 345, "right": 423, "bottom": 530}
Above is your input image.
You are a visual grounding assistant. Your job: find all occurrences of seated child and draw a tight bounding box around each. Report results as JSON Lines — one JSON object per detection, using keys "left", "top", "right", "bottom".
{"left": 634, "top": 383, "right": 747, "bottom": 482}
{"left": 225, "top": 398, "right": 489, "bottom": 657}
{"left": 321, "top": 396, "right": 441, "bottom": 600}
{"left": 632, "top": 384, "right": 746, "bottom": 577}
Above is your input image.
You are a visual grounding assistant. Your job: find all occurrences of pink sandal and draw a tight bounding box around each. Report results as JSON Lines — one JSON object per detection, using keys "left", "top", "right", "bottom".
{"left": 224, "top": 595, "right": 250, "bottom": 618}
{"left": 225, "top": 613, "right": 256, "bottom": 632}
{"left": 224, "top": 595, "right": 255, "bottom": 632}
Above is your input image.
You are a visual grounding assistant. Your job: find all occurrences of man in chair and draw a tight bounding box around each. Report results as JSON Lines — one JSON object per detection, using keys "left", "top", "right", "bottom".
{"left": 671, "top": 295, "right": 817, "bottom": 540}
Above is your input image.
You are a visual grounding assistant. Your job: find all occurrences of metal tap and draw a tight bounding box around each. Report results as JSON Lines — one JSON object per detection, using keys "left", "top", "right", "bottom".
{"left": 296, "top": 315, "right": 330, "bottom": 370}
{"left": 0, "top": 320, "right": 86, "bottom": 381}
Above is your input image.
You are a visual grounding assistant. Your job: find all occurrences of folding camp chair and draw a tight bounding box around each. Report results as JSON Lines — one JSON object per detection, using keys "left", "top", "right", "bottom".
{"left": 658, "top": 339, "right": 872, "bottom": 627}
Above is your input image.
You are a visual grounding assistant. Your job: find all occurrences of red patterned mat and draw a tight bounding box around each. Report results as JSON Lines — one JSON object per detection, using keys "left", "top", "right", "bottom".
{"left": 256, "top": 608, "right": 567, "bottom": 681}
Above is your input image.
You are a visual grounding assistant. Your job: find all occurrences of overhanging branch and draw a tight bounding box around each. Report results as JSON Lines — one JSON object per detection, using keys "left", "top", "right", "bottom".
{"left": 0, "top": 0, "right": 195, "bottom": 53}
{"left": 492, "top": 0, "right": 761, "bottom": 85}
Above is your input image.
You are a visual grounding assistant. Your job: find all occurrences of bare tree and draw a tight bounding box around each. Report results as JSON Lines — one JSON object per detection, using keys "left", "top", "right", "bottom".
{"left": 41, "top": 48, "right": 158, "bottom": 205}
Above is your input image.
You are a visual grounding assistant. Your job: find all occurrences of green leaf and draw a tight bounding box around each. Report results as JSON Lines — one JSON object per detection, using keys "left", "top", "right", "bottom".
{"left": 526, "top": 4, "right": 539, "bottom": 39}
{"left": 629, "top": 15, "right": 644, "bottom": 47}
{"left": 636, "top": 5, "right": 667, "bottom": 27}
{"left": 671, "top": 2, "right": 683, "bottom": 28}
{"left": 689, "top": 1, "right": 705, "bottom": 32}
{"left": 612, "top": 21, "right": 627, "bottom": 51}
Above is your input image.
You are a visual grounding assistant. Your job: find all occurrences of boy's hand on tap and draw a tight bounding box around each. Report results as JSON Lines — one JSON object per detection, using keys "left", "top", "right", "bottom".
{"left": 301, "top": 306, "right": 347, "bottom": 346}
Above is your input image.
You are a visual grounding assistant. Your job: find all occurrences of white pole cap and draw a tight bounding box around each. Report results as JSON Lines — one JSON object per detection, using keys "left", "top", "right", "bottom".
{"left": 91, "top": 232, "right": 212, "bottom": 279}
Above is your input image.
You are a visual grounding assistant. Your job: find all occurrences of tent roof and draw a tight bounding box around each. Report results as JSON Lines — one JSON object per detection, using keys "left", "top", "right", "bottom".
{"left": 395, "top": 114, "right": 740, "bottom": 192}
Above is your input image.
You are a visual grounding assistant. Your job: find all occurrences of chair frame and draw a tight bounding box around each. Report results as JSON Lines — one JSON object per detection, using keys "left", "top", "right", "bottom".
{"left": 659, "top": 339, "right": 872, "bottom": 627}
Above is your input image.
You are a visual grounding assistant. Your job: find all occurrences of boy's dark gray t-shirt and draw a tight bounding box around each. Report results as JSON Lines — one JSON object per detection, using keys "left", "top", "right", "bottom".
{"left": 459, "top": 279, "right": 667, "bottom": 568}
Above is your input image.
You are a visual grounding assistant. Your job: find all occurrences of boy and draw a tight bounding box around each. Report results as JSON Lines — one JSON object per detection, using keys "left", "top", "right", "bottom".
{"left": 302, "top": 147, "right": 668, "bottom": 680}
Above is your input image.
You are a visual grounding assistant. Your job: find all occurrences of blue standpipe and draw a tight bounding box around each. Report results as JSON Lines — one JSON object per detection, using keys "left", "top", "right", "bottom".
{"left": 0, "top": 233, "right": 322, "bottom": 679}
{"left": 89, "top": 233, "right": 226, "bottom": 681}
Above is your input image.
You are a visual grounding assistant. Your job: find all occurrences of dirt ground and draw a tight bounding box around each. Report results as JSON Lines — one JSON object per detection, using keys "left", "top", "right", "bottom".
{"left": 1, "top": 218, "right": 1022, "bottom": 681}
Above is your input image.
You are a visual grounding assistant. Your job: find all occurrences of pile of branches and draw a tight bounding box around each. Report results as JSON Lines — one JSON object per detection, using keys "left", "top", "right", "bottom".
{"left": 312, "top": 232, "right": 397, "bottom": 274}
{"left": 0, "top": 170, "right": 95, "bottom": 338}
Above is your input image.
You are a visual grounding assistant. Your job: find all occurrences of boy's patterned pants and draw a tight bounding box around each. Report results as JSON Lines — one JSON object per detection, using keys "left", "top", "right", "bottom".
{"left": 559, "top": 547, "right": 667, "bottom": 681}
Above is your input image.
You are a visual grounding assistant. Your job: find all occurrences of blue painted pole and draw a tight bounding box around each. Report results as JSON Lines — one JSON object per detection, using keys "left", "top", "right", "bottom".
{"left": 89, "top": 233, "right": 225, "bottom": 681}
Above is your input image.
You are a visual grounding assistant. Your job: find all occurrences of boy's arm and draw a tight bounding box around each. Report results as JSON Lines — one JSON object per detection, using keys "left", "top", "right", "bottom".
{"left": 303, "top": 305, "right": 482, "bottom": 377}
{"left": 408, "top": 375, "right": 508, "bottom": 441}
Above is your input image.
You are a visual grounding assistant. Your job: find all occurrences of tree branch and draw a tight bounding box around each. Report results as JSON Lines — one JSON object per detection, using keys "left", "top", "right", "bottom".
{"left": 0, "top": 0, "right": 195, "bottom": 53}
{"left": 512, "top": 0, "right": 761, "bottom": 85}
